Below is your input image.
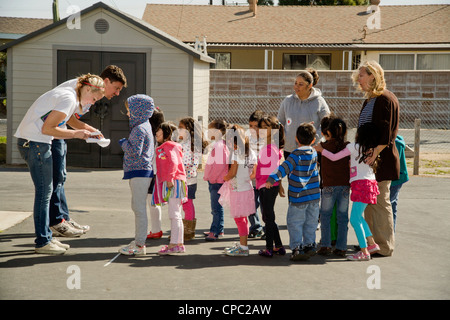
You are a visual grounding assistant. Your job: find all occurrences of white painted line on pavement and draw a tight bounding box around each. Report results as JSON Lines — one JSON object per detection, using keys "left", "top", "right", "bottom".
{"left": 104, "top": 253, "right": 120, "bottom": 267}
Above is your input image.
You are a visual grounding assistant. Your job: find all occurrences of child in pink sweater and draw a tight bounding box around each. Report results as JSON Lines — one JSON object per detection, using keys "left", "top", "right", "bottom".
{"left": 153, "top": 122, "right": 187, "bottom": 255}
{"left": 255, "top": 115, "right": 286, "bottom": 257}
{"left": 203, "top": 119, "right": 229, "bottom": 241}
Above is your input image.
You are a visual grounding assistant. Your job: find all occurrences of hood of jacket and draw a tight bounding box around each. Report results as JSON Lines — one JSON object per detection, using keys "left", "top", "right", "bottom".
{"left": 303, "top": 87, "right": 323, "bottom": 102}
{"left": 127, "top": 94, "right": 155, "bottom": 129}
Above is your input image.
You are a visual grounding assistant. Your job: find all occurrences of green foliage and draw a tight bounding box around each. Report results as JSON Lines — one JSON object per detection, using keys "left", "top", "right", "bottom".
{"left": 258, "top": 0, "right": 274, "bottom": 4}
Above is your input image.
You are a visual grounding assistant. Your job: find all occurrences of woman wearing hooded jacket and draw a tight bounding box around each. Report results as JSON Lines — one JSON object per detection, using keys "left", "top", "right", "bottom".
{"left": 278, "top": 69, "right": 330, "bottom": 160}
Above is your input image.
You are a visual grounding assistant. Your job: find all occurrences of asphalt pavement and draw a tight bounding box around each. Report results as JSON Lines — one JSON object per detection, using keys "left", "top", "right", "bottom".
{"left": 0, "top": 165, "right": 449, "bottom": 302}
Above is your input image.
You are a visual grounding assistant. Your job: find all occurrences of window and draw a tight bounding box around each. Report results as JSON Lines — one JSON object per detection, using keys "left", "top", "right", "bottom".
{"left": 208, "top": 53, "right": 231, "bottom": 69}
{"left": 352, "top": 54, "right": 361, "bottom": 70}
{"left": 283, "top": 54, "right": 331, "bottom": 70}
{"left": 417, "top": 54, "right": 450, "bottom": 70}
{"left": 379, "top": 54, "right": 414, "bottom": 70}
{"left": 379, "top": 53, "right": 450, "bottom": 70}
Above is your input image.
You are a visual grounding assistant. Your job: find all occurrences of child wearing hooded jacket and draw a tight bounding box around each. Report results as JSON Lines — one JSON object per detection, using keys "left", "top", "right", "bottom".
{"left": 118, "top": 94, "right": 155, "bottom": 256}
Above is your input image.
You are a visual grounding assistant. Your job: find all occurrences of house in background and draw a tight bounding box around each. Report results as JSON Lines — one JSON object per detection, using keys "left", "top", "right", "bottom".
{"left": 0, "top": 2, "right": 214, "bottom": 167}
{"left": 0, "top": 17, "right": 52, "bottom": 47}
{"left": 142, "top": 3, "right": 450, "bottom": 71}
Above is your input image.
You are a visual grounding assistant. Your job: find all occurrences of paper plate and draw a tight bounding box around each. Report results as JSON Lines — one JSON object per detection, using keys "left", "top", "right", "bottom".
{"left": 86, "top": 138, "right": 111, "bottom": 148}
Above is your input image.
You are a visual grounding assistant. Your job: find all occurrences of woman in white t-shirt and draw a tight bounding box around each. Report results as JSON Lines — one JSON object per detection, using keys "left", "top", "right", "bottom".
{"left": 15, "top": 74, "right": 104, "bottom": 255}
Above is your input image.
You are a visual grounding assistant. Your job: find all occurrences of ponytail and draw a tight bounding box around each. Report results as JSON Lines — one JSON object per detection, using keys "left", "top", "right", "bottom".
{"left": 76, "top": 73, "right": 105, "bottom": 112}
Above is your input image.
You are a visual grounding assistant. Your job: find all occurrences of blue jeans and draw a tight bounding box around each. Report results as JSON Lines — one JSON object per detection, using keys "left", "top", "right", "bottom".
{"left": 49, "top": 139, "right": 69, "bottom": 225}
{"left": 17, "top": 139, "right": 53, "bottom": 248}
{"left": 319, "top": 186, "right": 350, "bottom": 251}
{"left": 208, "top": 182, "right": 224, "bottom": 236}
{"left": 248, "top": 187, "right": 263, "bottom": 233}
{"left": 286, "top": 201, "right": 320, "bottom": 250}
{"left": 390, "top": 183, "right": 403, "bottom": 233}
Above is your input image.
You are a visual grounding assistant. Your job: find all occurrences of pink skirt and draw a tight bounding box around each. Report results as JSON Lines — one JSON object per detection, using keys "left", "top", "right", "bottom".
{"left": 229, "top": 189, "right": 255, "bottom": 218}
{"left": 350, "top": 179, "right": 380, "bottom": 204}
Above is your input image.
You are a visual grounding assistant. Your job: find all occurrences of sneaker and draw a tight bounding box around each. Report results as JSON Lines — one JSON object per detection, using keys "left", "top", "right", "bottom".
{"left": 204, "top": 231, "right": 224, "bottom": 237}
{"left": 290, "top": 247, "right": 310, "bottom": 261}
{"left": 333, "top": 249, "right": 347, "bottom": 257}
{"left": 346, "top": 251, "right": 370, "bottom": 261}
{"left": 303, "top": 244, "right": 317, "bottom": 257}
{"left": 158, "top": 244, "right": 185, "bottom": 255}
{"left": 67, "top": 219, "right": 90, "bottom": 233}
{"left": 317, "top": 247, "right": 332, "bottom": 256}
{"left": 225, "top": 245, "right": 249, "bottom": 257}
{"left": 205, "top": 232, "right": 218, "bottom": 241}
{"left": 223, "top": 242, "right": 239, "bottom": 253}
{"left": 258, "top": 248, "right": 273, "bottom": 257}
{"left": 249, "top": 230, "right": 264, "bottom": 239}
{"left": 51, "top": 238, "right": 70, "bottom": 250}
{"left": 273, "top": 246, "right": 286, "bottom": 256}
{"left": 367, "top": 243, "right": 380, "bottom": 254}
{"left": 35, "top": 242, "right": 66, "bottom": 255}
{"left": 50, "top": 220, "right": 84, "bottom": 238}
{"left": 119, "top": 241, "right": 146, "bottom": 256}
{"left": 147, "top": 230, "right": 163, "bottom": 239}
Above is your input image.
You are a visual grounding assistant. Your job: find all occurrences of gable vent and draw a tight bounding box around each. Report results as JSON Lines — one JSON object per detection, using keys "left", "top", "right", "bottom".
{"left": 94, "top": 19, "right": 109, "bottom": 34}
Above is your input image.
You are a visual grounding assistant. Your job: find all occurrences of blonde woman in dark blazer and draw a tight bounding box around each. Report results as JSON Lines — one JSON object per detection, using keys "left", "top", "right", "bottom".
{"left": 352, "top": 60, "right": 400, "bottom": 257}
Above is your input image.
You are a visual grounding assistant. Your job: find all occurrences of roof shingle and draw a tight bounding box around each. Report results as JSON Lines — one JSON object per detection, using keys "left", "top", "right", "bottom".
{"left": 0, "top": 17, "right": 52, "bottom": 35}
{"left": 142, "top": 4, "right": 450, "bottom": 45}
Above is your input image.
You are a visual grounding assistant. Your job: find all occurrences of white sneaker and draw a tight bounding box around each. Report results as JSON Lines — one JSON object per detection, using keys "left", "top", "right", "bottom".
{"left": 50, "top": 220, "right": 84, "bottom": 237}
{"left": 119, "top": 241, "right": 146, "bottom": 256}
{"left": 51, "top": 238, "right": 70, "bottom": 250}
{"left": 35, "top": 242, "right": 66, "bottom": 255}
{"left": 67, "top": 219, "right": 90, "bottom": 233}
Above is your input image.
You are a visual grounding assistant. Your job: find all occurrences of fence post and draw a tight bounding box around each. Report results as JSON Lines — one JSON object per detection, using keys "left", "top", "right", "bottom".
{"left": 413, "top": 119, "right": 421, "bottom": 175}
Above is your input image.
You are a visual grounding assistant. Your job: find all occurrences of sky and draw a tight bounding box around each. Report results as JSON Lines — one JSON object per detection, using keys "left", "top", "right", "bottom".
{"left": 0, "top": 0, "right": 449, "bottom": 19}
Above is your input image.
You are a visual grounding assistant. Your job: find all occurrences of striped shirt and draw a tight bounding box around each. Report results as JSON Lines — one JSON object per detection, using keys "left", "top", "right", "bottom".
{"left": 267, "top": 146, "right": 320, "bottom": 205}
{"left": 358, "top": 97, "right": 376, "bottom": 127}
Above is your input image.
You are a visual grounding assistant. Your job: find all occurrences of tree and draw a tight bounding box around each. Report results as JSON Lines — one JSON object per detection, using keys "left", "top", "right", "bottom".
{"left": 257, "top": 0, "right": 274, "bottom": 5}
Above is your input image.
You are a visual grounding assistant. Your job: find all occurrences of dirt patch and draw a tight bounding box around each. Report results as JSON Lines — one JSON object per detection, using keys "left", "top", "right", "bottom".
{"left": 407, "top": 153, "right": 450, "bottom": 177}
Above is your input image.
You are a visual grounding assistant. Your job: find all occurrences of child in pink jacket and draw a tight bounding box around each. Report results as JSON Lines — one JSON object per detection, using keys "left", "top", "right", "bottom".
{"left": 153, "top": 122, "right": 187, "bottom": 255}
{"left": 203, "top": 119, "right": 229, "bottom": 241}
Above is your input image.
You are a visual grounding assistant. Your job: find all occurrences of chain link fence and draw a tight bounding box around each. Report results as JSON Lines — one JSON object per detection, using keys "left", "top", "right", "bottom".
{"left": 209, "top": 94, "right": 450, "bottom": 154}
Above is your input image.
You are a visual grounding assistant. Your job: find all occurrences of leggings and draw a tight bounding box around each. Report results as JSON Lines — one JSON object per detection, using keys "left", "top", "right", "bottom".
{"left": 259, "top": 186, "right": 282, "bottom": 250}
{"left": 350, "top": 201, "right": 372, "bottom": 249}
{"left": 168, "top": 197, "right": 184, "bottom": 244}
{"left": 234, "top": 217, "right": 249, "bottom": 237}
